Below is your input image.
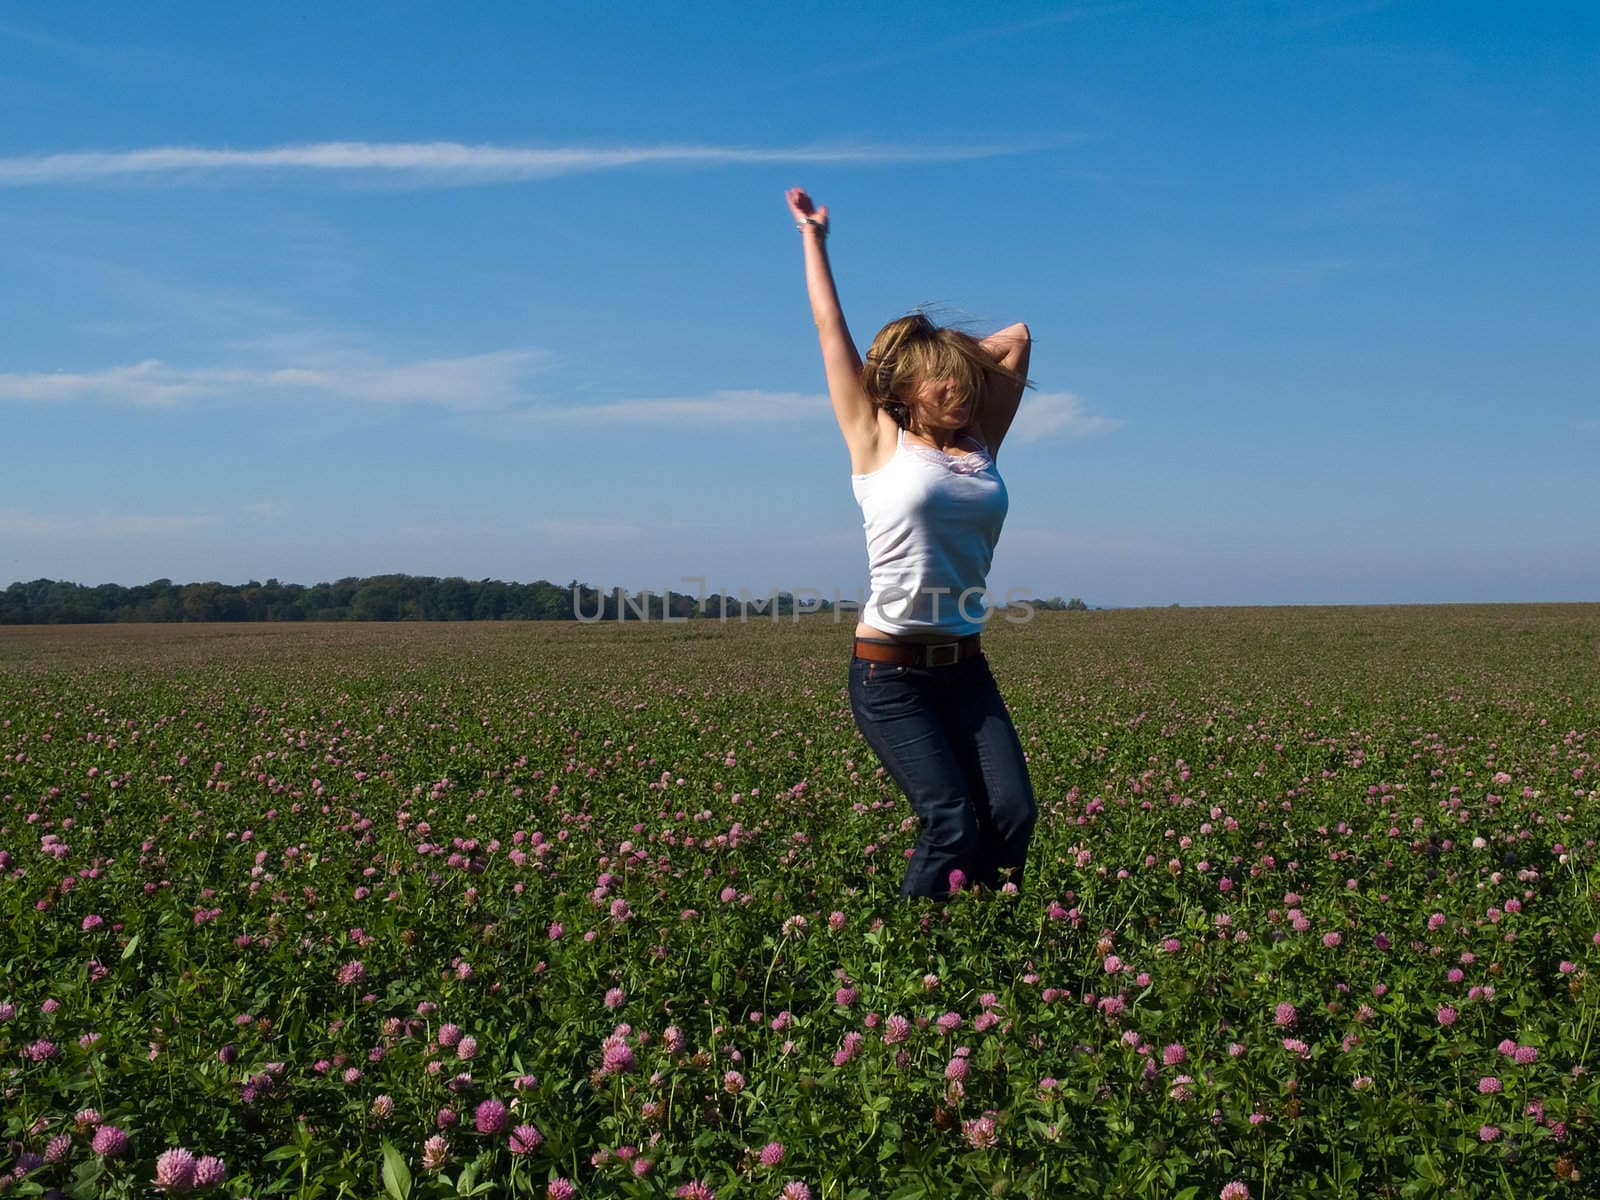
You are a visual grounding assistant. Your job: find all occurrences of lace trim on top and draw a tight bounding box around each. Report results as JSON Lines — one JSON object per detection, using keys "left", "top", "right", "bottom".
{"left": 899, "top": 427, "right": 992, "bottom": 476}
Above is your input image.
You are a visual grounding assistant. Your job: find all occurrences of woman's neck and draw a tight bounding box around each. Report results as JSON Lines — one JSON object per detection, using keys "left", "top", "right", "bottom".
{"left": 907, "top": 423, "right": 968, "bottom": 453}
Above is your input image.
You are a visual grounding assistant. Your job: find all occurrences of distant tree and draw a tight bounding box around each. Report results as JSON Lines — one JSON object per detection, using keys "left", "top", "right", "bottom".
{"left": 528, "top": 581, "right": 571, "bottom": 620}
{"left": 238, "top": 583, "right": 266, "bottom": 621}
{"left": 473, "top": 580, "right": 510, "bottom": 621}
{"left": 436, "top": 577, "right": 473, "bottom": 621}
{"left": 0, "top": 585, "right": 29, "bottom": 624}
{"left": 216, "top": 589, "right": 249, "bottom": 621}
{"left": 1066, "top": 597, "right": 1089, "bottom": 611}
{"left": 182, "top": 583, "right": 225, "bottom": 622}
{"left": 138, "top": 583, "right": 182, "bottom": 622}
{"left": 351, "top": 578, "right": 406, "bottom": 622}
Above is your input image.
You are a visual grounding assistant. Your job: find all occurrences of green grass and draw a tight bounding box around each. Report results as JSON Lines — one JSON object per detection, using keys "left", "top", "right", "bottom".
{"left": 1, "top": 605, "right": 1596, "bottom": 1198}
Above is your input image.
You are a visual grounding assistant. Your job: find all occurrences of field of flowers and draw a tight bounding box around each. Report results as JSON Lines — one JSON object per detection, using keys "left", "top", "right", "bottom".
{"left": 1, "top": 604, "right": 1597, "bottom": 1199}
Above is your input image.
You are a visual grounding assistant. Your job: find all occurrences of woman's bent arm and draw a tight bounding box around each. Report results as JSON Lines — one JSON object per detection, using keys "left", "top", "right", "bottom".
{"left": 786, "top": 188, "right": 877, "bottom": 450}
{"left": 976, "top": 322, "right": 1032, "bottom": 456}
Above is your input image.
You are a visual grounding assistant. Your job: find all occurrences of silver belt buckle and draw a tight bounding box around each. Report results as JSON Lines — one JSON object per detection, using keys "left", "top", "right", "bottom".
{"left": 926, "top": 641, "right": 961, "bottom": 667}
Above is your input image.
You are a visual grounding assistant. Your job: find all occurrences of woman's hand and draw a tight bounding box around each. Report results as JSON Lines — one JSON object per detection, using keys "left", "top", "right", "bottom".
{"left": 786, "top": 186, "right": 829, "bottom": 235}
{"left": 979, "top": 323, "right": 1031, "bottom": 367}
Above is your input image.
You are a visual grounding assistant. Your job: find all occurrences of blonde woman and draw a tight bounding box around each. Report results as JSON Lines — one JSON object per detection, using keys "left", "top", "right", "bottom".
{"left": 786, "top": 186, "right": 1037, "bottom": 900}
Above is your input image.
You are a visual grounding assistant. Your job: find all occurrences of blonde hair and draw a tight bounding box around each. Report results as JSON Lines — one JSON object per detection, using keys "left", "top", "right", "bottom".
{"left": 860, "top": 313, "right": 1025, "bottom": 431}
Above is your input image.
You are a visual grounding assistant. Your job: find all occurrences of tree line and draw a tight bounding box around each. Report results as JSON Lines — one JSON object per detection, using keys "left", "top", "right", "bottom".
{"left": 1, "top": 576, "right": 1098, "bottom": 625}
{"left": 0, "top": 576, "right": 1097, "bottom": 624}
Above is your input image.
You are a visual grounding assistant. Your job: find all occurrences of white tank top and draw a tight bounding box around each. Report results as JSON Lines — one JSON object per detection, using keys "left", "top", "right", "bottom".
{"left": 850, "top": 426, "right": 1008, "bottom": 636}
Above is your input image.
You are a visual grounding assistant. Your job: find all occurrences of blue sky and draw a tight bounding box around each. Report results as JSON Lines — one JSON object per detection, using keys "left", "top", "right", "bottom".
{"left": 2, "top": 1, "right": 1596, "bottom": 606}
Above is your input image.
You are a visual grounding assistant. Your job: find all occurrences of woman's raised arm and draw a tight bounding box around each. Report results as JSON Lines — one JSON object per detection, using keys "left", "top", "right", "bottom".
{"left": 975, "top": 322, "right": 1032, "bottom": 456}
{"left": 786, "top": 188, "right": 878, "bottom": 454}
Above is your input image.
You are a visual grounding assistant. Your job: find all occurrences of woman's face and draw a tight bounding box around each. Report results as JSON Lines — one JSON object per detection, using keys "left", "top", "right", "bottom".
{"left": 908, "top": 377, "right": 970, "bottom": 430}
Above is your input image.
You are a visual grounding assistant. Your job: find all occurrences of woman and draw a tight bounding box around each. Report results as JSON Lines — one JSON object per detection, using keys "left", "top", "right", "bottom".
{"left": 785, "top": 186, "right": 1038, "bottom": 900}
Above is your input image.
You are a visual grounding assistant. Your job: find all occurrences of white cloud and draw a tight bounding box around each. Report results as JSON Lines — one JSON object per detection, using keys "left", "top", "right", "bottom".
{"left": 0, "top": 507, "right": 217, "bottom": 537}
{"left": 0, "top": 139, "right": 1046, "bottom": 188}
{"left": 0, "top": 360, "right": 212, "bottom": 407}
{"left": 1007, "top": 391, "right": 1121, "bottom": 442}
{"left": 0, "top": 350, "right": 547, "bottom": 411}
{"left": 545, "top": 390, "right": 825, "bottom": 423}
{"left": 263, "top": 350, "right": 545, "bottom": 408}
{"left": 538, "top": 388, "right": 1120, "bottom": 440}
{"left": 1578, "top": 418, "right": 1599, "bottom": 433}
{"left": 1, "top": 352, "right": 1118, "bottom": 446}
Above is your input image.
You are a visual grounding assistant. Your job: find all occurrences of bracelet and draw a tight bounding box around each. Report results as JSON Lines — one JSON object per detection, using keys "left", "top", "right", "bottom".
{"left": 796, "top": 218, "right": 827, "bottom": 236}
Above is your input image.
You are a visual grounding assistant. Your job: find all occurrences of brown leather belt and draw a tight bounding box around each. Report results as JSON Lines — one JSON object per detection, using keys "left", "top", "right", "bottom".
{"left": 853, "top": 634, "right": 981, "bottom": 668}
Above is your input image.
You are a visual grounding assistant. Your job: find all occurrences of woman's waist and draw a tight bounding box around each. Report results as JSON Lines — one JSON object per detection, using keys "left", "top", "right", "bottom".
{"left": 856, "top": 581, "right": 995, "bottom": 639}
{"left": 854, "top": 620, "right": 983, "bottom": 645}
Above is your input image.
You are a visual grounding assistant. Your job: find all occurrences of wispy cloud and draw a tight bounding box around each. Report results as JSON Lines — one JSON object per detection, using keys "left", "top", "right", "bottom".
{"left": 0, "top": 350, "right": 548, "bottom": 411}
{"left": 3, "top": 357, "right": 1119, "bottom": 446}
{"left": 0, "top": 507, "right": 217, "bottom": 537}
{"left": 0, "top": 139, "right": 1063, "bottom": 189}
{"left": 545, "top": 390, "right": 826, "bottom": 423}
{"left": 0, "top": 20, "right": 174, "bottom": 82}
{"left": 534, "top": 388, "right": 1120, "bottom": 439}
{"left": 1008, "top": 391, "right": 1121, "bottom": 442}
{"left": 74, "top": 265, "right": 320, "bottom": 345}
{"left": 1578, "top": 418, "right": 1600, "bottom": 433}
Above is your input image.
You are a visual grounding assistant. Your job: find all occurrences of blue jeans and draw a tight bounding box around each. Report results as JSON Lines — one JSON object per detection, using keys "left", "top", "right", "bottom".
{"left": 848, "top": 651, "right": 1037, "bottom": 899}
